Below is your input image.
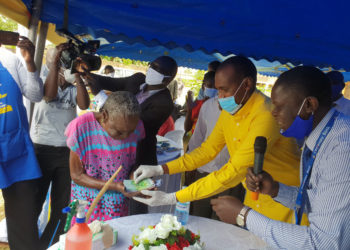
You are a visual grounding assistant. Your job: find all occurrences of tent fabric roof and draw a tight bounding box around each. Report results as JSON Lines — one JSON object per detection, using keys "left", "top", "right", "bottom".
{"left": 21, "top": 0, "right": 350, "bottom": 71}
{"left": 0, "top": 0, "right": 65, "bottom": 44}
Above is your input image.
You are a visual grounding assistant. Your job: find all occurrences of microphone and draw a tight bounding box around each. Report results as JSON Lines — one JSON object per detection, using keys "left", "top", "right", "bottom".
{"left": 251, "top": 136, "right": 267, "bottom": 201}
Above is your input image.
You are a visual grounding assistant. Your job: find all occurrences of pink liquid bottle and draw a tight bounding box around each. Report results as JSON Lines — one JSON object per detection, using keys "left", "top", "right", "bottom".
{"left": 65, "top": 200, "right": 92, "bottom": 250}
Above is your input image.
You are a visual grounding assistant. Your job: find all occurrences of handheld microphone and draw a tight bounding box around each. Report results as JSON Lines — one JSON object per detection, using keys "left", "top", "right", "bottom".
{"left": 251, "top": 136, "right": 267, "bottom": 201}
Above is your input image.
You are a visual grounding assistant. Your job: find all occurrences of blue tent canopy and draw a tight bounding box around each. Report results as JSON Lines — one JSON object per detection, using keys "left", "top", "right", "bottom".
{"left": 98, "top": 41, "right": 286, "bottom": 72}
{"left": 22, "top": 0, "right": 350, "bottom": 71}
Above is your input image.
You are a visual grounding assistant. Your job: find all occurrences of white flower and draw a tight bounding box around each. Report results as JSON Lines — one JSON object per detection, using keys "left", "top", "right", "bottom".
{"left": 154, "top": 214, "right": 182, "bottom": 239}
{"left": 132, "top": 243, "right": 146, "bottom": 250}
{"left": 139, "top": 228, "right": 157, "bottom": 244}
{"left": 150, "top": 244, "right": 168, "bottom": 250}
{"left": 160, "top": 214, "right": 182, "bottom": 231}
{"left": 155, "top": 223, "right": 171, "bottom": 239}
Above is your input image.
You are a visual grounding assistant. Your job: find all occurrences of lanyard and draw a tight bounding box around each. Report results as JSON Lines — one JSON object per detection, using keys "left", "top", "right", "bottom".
{"left": 294, "top": 110, "right": 339, "bottom": 225}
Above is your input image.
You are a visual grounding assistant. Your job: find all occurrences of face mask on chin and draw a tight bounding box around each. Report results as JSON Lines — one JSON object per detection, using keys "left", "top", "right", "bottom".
{"left": 280, "top": 98, "right": 314, "bottom": 139}
{"left": 63, "top": 69, "right": 76, "bottom": 84}
{"left": 218, "top": 79, "right": 247, "bottom": 115}
{"left": 145, "top": 67, "right": 171, "bottom": 86}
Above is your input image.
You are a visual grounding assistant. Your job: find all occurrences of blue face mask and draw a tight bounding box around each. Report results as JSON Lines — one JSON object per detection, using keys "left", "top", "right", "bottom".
{"left": 197, "top": 88, "right": 205, "bottom": 100}
{"left": 204, "top": 87, "right": 217, "bottom": 98}
{"left": 331, "top": 84, "right": 343, "bottom": 101}
{"left": 281, "top": 98, "right": 314, "bottom": 139}
{"left": 218, "top": 79, "right": 247, "bottom": 115}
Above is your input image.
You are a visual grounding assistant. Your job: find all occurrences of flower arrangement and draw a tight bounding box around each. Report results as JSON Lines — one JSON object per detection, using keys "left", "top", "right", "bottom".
{"left": 129, "top": 214, "right": 203, "bottom": 250}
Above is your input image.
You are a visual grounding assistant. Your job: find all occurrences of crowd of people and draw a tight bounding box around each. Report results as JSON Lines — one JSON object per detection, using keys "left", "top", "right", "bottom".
{"left": 1, "top": 30, "right": 350, "bottom": 250}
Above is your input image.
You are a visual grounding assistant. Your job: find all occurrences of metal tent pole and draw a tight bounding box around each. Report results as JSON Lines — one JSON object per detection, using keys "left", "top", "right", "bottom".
{"left": 27, "top": 0, "right": 42, "bottom": 45}
{"left": 34, "top": 21, "right": 48, "bottom": 75}
{"left": 27, "top": 0, "right": 45, "bottom": 128}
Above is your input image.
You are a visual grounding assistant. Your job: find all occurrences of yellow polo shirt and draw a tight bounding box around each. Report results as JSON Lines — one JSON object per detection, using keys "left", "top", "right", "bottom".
{"left": 167, "top": 91, "right": 305, "bottom": 223}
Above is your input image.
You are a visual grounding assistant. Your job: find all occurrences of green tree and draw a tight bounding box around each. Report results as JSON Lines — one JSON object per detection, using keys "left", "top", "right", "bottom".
{"left": 0, "top": 15, "right": 18, "bottom": 32}
{"left": 182, "top": 69, "right": 205, "bottom": 97}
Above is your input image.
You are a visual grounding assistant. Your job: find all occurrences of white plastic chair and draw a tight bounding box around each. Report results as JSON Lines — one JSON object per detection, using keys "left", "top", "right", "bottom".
{"left": 174, "top": 116, "right": 185, "bottom": 132}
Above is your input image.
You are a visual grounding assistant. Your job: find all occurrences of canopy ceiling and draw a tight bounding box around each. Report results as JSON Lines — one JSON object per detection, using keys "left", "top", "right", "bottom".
{"left": 18, "top": 0, "right": 350, "bottom": 71}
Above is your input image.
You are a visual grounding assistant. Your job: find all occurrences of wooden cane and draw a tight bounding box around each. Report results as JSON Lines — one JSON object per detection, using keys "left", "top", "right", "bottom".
{"left": 86, "top": 166, "right": 123, "bottom": 221}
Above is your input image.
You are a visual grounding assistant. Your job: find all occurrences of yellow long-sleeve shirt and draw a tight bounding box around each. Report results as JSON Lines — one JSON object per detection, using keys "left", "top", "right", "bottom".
{"left": 167, "top": 91, "right": 304, "bottom": 223}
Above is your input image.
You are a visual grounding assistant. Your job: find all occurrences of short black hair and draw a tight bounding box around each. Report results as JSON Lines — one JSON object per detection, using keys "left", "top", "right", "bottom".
{"left": 208, "top": 60, "right": 221, "bottom": 72}
{"left": 203, "top": 71, "right": 215, "bottom": 88}
{"left": 275, "top": 66, "right": 332, "bottom": 107}
{"left": 218, "top": 56, "right": 257, "bottom": 83}
{"left": 104, "top": 65, "right": 115, "bottom": 73}
{"left": 326, "top": 71, "right": 345, "bottom": 87}
{"left": 152, "top": 56, "right": 178, "bottom": 78}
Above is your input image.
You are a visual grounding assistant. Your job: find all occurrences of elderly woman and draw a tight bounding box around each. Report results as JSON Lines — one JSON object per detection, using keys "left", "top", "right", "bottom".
{"left": 65, "top": 91, "right": 144, "bottom": 222}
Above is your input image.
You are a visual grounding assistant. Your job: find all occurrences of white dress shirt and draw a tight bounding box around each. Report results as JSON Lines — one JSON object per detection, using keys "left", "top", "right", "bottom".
{"left": 0, "top": 47, "right": 43, "bottom": 102}
{"left": 246, "top": 108, "right": 350, "bottom": 249}
{"left": 188, "top": 96, "right": 229, "bottom": 173}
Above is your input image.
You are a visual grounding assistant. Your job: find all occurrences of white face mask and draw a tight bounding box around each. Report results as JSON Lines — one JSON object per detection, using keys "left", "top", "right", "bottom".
{"left": 145, "top": 67, "right": 170, "bottom": 86}
{"left": 63, "top": 69, "right": 76, "bottom": 84}
{"left": 105, "top": 72, "right": 114, "bottom": 77}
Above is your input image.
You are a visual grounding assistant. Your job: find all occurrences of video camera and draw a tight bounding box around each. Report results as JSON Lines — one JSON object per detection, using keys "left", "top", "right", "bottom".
{"left": 56, "top": 29, "right": 102, "bottom": 73}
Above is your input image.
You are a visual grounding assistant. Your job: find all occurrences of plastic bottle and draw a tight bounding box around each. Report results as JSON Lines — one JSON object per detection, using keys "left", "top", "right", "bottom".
{"left": 174, "top": 186, "right": 190, "bottom": 225}
{"left": 65, "top": 200, "right": 92, "bottom": 250}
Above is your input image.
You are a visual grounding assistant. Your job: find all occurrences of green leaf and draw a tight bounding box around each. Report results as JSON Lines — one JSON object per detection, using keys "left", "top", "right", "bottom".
{"left": 132, "top": 234, "right": 140, "bottom": 246}
{"left": 0, "top": 16, "right": 18, "bottom": 32}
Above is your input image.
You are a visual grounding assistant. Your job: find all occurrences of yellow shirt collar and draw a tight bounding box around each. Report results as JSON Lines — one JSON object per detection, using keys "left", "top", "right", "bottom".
{"left": 229, "top": 90, "right": 262, "bottom": 119}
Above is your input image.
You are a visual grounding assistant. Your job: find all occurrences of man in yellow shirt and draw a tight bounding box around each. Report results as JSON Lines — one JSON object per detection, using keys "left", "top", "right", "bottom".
{"left": 134, "top": 56, "right": 305, "bottom": 223}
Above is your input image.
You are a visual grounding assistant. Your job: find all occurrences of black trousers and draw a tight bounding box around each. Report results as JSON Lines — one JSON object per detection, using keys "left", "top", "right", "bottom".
{"left": 190, "top": 171, "right": 245, "bottom": 219}
{"left": 34, "top": 144, "right": 71, "bottom": 249}
{"left": 2, "top": 179, "right": 40, "bottom": 250}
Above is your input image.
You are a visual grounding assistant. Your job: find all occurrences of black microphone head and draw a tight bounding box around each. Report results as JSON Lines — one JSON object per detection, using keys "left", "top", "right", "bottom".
{"left": 254, "top": 136, "right": 267, "bottom": 154}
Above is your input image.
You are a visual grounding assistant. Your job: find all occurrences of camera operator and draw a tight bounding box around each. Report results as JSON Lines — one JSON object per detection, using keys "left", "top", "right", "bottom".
{"left": 0, "top": 32, "right": 43, "bottom": 250}
{"left": 30, "top": 43, "right": 90, "bottom": 249}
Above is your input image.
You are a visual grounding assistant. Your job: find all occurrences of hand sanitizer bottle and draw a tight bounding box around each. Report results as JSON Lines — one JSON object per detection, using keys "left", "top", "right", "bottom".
{"left": 174, "top": 186, "right": 190, "bottom": 225}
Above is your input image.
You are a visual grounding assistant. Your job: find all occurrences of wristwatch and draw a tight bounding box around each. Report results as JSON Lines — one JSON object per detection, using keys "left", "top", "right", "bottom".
{"left": 236, "top": 206, "right": 251, "bottom": 227}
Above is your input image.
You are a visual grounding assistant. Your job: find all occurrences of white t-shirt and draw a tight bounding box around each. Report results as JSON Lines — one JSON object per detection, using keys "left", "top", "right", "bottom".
{"left": 188, "top": 96, "right": 229, "bottom": 173}
{"left": 30, "top": 84, "right": 77, "bottom": 147}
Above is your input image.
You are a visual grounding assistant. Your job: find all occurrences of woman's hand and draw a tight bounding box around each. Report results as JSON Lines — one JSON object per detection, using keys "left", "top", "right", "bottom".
{"left": 113, "top": 182, "right": 142, "bottom": 198}
{"left": 53, "top": 43, "right": 71, "bottom": 66}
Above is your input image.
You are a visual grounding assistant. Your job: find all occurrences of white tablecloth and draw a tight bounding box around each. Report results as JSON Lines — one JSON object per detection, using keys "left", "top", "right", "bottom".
{"left": 49, "top": 213, "right": 271, "bottom": 250}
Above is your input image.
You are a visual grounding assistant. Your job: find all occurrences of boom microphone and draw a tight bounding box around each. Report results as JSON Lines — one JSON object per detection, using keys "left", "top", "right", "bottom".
{"left": 251, "top": 136, "right": 267, "bottom": 201}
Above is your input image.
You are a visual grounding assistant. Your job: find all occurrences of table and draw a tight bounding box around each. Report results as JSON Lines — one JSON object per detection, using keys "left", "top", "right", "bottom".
{"left": 49, "top": 213, "right": 272, "bottom": 250}
{"left": 150, "top": 136, "right": 183, "bottom": 214}
{"left": 156, "top": 135, "right": 182, "bottom": 165}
